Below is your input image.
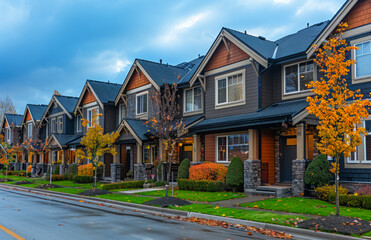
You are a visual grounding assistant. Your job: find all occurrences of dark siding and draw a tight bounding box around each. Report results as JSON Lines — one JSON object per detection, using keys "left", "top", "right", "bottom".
{"left": 49, "top": 105, "right": 63, "bottom": 115}
{"left": 104, "top": 105, "right": 116, "bottom": 133}
{"left": 340, "top": 156, "right": 371, "bottom": 182}
{"left": 273, "top": 65, "right": 282, "bottom": 103}
{"left": 65, "top": 115, "right": 74, "bottom": 135}
{"left": 204, "top": 64, "right": 258, "bottom": 119}
{"left": 126, "top": 87, "right": 155, "bottom": 120}
{"left": 261, "top": 68, "right": 274, "bottom": 108}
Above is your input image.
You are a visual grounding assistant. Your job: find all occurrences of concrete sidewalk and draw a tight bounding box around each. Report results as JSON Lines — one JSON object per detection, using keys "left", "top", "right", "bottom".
{"left": 119, "top": 187, "right": 164, "bottom": 194}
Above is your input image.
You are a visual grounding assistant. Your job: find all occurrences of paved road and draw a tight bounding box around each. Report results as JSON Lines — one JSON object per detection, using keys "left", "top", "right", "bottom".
{"left": 0, "top": 189, "right": 272, "bottom": 240}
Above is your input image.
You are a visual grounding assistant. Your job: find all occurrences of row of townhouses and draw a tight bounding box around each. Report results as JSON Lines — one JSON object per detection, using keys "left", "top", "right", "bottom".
{"left": 1, "top": 0, "right": 370, "bottom": 195}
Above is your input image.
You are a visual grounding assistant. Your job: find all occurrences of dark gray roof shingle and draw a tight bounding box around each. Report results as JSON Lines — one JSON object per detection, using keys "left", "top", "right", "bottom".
{"left": 88, "top": 80, "right": 121, "bottom": 104}
{"left": 28, "top": 104, "right": 48, "bottom": 121}
{"left": 5, "top": 114, "right": 23, "bottom": 127}
{"left": 126, "top": 119, "right": 150, "bottom": 141}
{"left": 55, "top": 95, "right": 78, "bottom": 114}
{"left": 53, "top": 134, "right": 78, "bottom": 146}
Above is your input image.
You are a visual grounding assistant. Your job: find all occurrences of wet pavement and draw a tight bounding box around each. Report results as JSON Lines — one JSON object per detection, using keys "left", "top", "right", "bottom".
{"left": 0, "top": 189, "right": 271, "bottom": 240}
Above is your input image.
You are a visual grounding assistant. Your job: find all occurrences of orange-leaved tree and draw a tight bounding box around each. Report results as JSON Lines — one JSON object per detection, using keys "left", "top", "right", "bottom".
{"left": 76, "top": 110, "right": 119, "bottom": 189}
{"left": 307, "top": 22, "right": 370, "bottom": 215}
{"left": 0, "top": 134, "right": 10, "bottom": 178}
{"left": 146, "top": 84, "right": 187, "bottom": 183}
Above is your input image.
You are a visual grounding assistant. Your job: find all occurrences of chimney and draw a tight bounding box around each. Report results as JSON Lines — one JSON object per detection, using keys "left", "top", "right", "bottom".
{"left": 307, "top": 23, "right": 309, "bottom": 28}
{"left": 160, "top": 59, "right": 162, "bottom": 64}
{"left": 244, "top": 30, "right": 247, "bottom": 34}
{"left": 198, "top": 54, "right": 200, "bottom": 58}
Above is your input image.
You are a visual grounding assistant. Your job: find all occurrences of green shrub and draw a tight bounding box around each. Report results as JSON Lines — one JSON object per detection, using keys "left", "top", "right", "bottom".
{"left": 73, "top": 175, "right": 94, "bottom": 183}
{"left": 54, "top": 166, "right": 60, "bottom": 175}
{"left": 126, "top": 170, "right": 134, "bottom": 178}
{"left": 328, "top": 194, "right": 371, "bottom": 209}
{"left": 97, "top": 165, "right": 104, "bottom": 178}
{"left": 178, "top": 158, "right": 191, "bottom": 179}
{"left": 153, "top": 181, "right": 167, "bottom": 187}
{"left": 304, "top": 154, "right": 331, "bottom": 187}
{"left": 101, "top": 180, "right": 145, "bottom": 190}
{"left": 51, "top": 174, "right": 65, "bottom": 181}
{"left": 67, "top": 164, "right": 78, "bottom": 175}
{"left": 178, "top": 179, "right": 225, "bottom": 192}
{"left": 315, "top": 184, "right": 348, "bottom": 201}
{"left": 226, "top": 156, "right": 244, "bottom": 192}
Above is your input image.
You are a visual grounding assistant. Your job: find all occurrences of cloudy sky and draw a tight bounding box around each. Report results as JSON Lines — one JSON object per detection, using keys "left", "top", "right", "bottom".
{"left": 0, "top": 0, "right": 344, "bottom": 113}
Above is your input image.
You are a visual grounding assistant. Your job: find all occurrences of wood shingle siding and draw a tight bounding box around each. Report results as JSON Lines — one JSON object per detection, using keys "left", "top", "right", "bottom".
{"left": 82, "top": 89, "right": 97, "bottom": 105}
{"left": 343, "top": 0, "right": 371, "bottom": 30}
{"left": 204, "top": 134, "right": 216, "bottom": 162}
{"left": 3, "top": 119, "right": 8, "bottom": 127}
{"left": 25, "top": 110, "right": 32, "bottom": 122}
{"left": 126, "top": 70, "right": 150, "bottom": 91}
{"left": 204, "top": 41, "right": 249, "bottom": 72}
{"left": 261, "top": 129, "right": 275, "bottom": 184}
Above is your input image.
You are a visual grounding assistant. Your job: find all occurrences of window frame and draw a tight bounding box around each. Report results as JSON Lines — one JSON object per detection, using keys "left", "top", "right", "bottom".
{"left": 283, "top": 60, "right": 315, "bottom": 96}
{"left": 362, "top": 120, "right": 371, "bottom": 164}
{"left": 119, "top": 103, "right": 126, "bottom": 123}
{"left": 51, "top": 118, "right": 56, "bottom": 133}
{"left": 183, "top": 86, "right": 203, "bottom": 115}
{"left": 6, "top": 128, "right": 11, "bottom": 142}
{"left": 27, "top": 122, "right": 32, "bottom": 138}
{"left": 354, "top": 39, "right": 371, "bottom": 80}
{"left": 76, "top": 115, "right": 82, "bottom": 133}
{"left": 87, "top": 107, "right": 99, "bottom": 128}
{"left": 214, "top": 69, "right": 246, "bottom": 109}
{"left": 136, "top": 91, "right": 148, "bottom": 116}
{"left": 216, "top": 135, "right": 228, "bottom": 163}
{"left": 57, "top": 116, "right": 63, "bottom": 133}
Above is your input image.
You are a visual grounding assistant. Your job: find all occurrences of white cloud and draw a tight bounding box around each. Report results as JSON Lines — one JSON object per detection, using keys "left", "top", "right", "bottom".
{"left": 244, "top": 26, "right": 289, "bottom": 40}
{"left": 296, "top": 0, "right": 339, "bottom": 16}
{"left": 0, "top": 1, "right": 29, "bottom": 33}
{"left": 274, "top": 0, "right": 292, "bottom": 4}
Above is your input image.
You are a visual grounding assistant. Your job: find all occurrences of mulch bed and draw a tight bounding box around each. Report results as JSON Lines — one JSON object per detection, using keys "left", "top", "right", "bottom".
{"left": 144, "top": 196, "right": 191, "bottom": 207}
{"left": 35, "top": 184, "right": 63, "bottom": 189}
{"left": 297, "top": 215, "right": 371, "bottom": 235}
{"left": 0, "top": 178, "right": 13, "bottom": 182}
{"left": 78, "top": 189, "right": 111, "bottom": 196}
{"left": 14, "top": 181, "right": 33, "bottom": 185}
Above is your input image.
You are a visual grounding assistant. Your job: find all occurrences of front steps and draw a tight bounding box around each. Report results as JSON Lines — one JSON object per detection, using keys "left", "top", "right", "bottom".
{"left": 247, "top": 184, "right": 292, "bottom": 198}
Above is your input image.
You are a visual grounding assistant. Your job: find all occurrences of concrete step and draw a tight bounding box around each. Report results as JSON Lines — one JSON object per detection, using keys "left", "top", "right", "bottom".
{"left": 255, "top": 186, "right": 292, "bottom": 198}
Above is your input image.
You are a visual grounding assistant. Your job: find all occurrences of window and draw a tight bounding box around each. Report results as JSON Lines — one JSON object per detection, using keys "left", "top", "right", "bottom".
{"left": 217, "top": 134, "right": 249, "bottom": 162}
{"left": 136, "top": 92, "right": 148, "bottom": 115}
{"left": 6, "top": 128, "right": 11, "bottom": 142}
{"left": 143, "top": 144, "right": 158, "bottom": 164}
{"left": 87, "top": 107, "right": 99, "bottom": 127}
{"left": 185, "top": 87, "right": 202, "bottom": 112}
{"left": 46, "top": 122, "right": 49, "bottom": 136}
{"left": 76, "top": 115, "right": 82, "bottom": 132}
{"left": 27, "top": 123, "right": 32, "bottom": 138}
{"left": 284, "top": 60, "right": 314, "bottom": 94}
{"left": 119, "top": 104, "right": 126, "bottom": 123}
{"left": 51, "top": 119, "right": 56, "bottom": 133}
{"left": 346, "top": 120, "right": 371, "bottom": 164}
{"left": 355, "top": 41, "right": 371, "bottom": 79}
{"left": 216, "top": 72, "right": 244, "bottom": 105}
{"left": 57, "top": 116, "right": 63, "bottom": 133}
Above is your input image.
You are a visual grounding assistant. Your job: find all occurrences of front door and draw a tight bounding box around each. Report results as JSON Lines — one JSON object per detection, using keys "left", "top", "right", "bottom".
{"left": 280, "top": 137, "right": 297, "bottom": 182}
{"left": 180, "top": 144, "right": 193, "bottom": 162}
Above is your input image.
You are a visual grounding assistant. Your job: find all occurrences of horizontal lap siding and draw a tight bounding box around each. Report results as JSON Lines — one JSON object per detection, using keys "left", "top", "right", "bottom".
{"left": 343, "top": 0, "right": 371, "bottom": 30}
{"left": 261, "top": 129, "right": 275, "bottom": 184}
{"left": 205, "top": 41, "right": 249, "bottom": 71}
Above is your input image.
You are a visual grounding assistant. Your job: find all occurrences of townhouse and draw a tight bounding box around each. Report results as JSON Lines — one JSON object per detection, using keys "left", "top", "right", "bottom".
{"left": 1, "top": 0, "right": 369, "bottom": 194}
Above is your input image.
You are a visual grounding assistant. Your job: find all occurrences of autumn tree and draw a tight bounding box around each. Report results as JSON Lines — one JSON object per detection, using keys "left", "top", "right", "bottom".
{"left": 0, "top": 96, "right": 16, "bottom": 127}
{"left": 146, "top": 84, "right": 187, "bottom": 182}
{"left": 0, "top": 134, "right": 10, "bottom": 178}
{"left": 307, "top": 23, "right": 370, "bottom": 215}
{"left": 76, "top": 110, "right": 119, "bottom": 189}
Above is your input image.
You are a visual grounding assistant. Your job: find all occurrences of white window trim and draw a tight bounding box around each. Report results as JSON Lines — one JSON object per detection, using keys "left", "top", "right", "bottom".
{"left": 183, "top": 86, "right": 203, "bottom": 116}
{"left": 6, "top": 127, "right": 11, "bottom": 142}
{"left": 57, "top": 116, "right": 63, "bottom": 133}
{"left": 216, "top": 135, "right": 229, "bottom": 163}
{"left": 119, "top": 103, "right": 126, "bottom": 123}
{"left": 135, "top": 91, "right": 148, "bottom": 116}
{"left": 27, "top": 122, "right": 33, "bottom": 138}
{"left": 46, "top": 122, "right": 49, "bottom": 136}
{"left": 351, "top": 36, "right": 371, "bottom": 83}
{"left": 51, "top": 118, "right": 56, "bottom": 133}
{"left": 76, "top": 115, "right": 82, "bottom": 133}
{"left": 87, "top": 107, "right": 99, "bottom": 128}
{"left": 362, "top": 121, "right": 371, "bottom": 164}
{"left": 215, "top": 69, "right": 246, "bottom": 109}
{"left": 283, "top": 60, "right": 315, "bottom": 96}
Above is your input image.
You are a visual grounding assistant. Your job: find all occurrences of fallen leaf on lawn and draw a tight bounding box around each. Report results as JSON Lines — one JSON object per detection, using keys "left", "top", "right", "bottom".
{"left": 253, "top": 205, "right": 259, "bottom": 208}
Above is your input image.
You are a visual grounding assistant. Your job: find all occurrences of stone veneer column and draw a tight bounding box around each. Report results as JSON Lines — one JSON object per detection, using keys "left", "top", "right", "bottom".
{"left": 244, "top": 129, "right": 261, "bottom": 193}
{"left": 292, "top": 123, "right": 306, "bottom": 196}
{"left": 134, "top": 143, "right": 145, "bottom": 180}
{"left": 111, "top": 145, "right": 123, "bottom": 182}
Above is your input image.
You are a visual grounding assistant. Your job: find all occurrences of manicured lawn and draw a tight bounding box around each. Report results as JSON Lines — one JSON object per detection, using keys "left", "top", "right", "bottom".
{"left": 95, "top": 194, "right": 154, "bottom": 204}
{"left": 49, "top": 188, "right": 87, "bottom": 194}
{"left": 0, "top": 175, "right": 32, "bottom": 182}
{"left": 136, "top": 190, "right": 245, "bottom": 202}
{"left": 240, "top": 197, "right": 371, "bottom": 221}
{"left": 171, "top": 204, "right": 309, "bottom": 227}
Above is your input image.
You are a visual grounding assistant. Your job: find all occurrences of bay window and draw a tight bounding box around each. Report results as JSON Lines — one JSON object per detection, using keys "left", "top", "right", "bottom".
{"left": 136, "top": 92, "right": 148, "bottom": 115}
{"left": 216, "top": 71, "right": 244, "bottom": 106}
{"left": 217, "top": 134, "right": 249, "bottom": 162}
{"left": 185, "top": 87, "right": 202, "bottom": 113}
{"left": 284, "top": 60, "right": 314, "bottom": 94}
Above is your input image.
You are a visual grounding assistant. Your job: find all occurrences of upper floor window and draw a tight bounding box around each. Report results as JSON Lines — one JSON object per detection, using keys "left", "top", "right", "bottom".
{"left": 119, "top": 104, "right": 126, "bottom": 123}
{"left": 46, "top": 122, "right": 49, "bottom": 136}
{"left": 87, "top": 107, "right": 99, "bottom": 128}
{"left": 185, "top": 87, "right": 202, "bottom": 113}
{"left": 27, "top": 123, "right": 32, "bottom": 138}
{"left": 6, "top": 128, "right": 11, "bottom": 142}
{"left": 216, "top": 71, "right": 244, "bottom": 106}
{"left": 284, "top": 60, "right": 314, "bottom": 94}
{"left": 76, "top": 115, "right": 82, "bottom": 132}
{"left": 355, "top": 40, "right": 371, "bottom": 79}
{"left": 136, "top": 92, "right": 148, "bottom": 115}
{"left": 51, "top": 118, "right": 56, "bottom": 133}
{"left": 57, "top": 116, "right": 63, "bottom": 133}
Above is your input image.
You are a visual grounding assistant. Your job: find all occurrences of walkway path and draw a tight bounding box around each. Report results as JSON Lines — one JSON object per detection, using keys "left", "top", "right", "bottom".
{"left": 119, "top": 187, "right": 164, "bottom": 194}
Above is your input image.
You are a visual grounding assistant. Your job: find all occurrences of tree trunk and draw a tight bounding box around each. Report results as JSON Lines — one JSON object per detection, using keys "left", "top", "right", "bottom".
{"left": 94, "top": 157, "right": 98, "bottom": 189}
{"left": 167, "top": 155, "right": 172, "bottom": 184}
{"left": 335, "top": 157, "right": 340, "bottom": 216}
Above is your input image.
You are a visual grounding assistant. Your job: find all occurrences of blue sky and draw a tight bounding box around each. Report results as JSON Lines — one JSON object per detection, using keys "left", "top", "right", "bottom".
{"left": 0, "top": 0, "right": 345, "bottom": 113}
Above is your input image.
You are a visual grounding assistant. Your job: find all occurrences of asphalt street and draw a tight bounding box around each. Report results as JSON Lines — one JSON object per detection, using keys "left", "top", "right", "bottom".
{"left": 0, "top": 189, "right": 272, "bottom": 240}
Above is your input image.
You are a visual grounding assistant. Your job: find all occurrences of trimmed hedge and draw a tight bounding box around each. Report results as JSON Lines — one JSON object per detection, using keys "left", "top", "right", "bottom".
{"left": 226, "top": 156, "right": 244, "bottom": 191}
{"left": 178, "top": 179, "right": 225, "bottom": 192}
{"left": 328, "top": 193, "right": 371, "bottom": 209}
{"left": 304, "top": 154, "right": 331, "bottom": 187}
{"left": 178, "top": 158, "right": 190, "bottom": 179}
{"left": 73, "top": 175, "right": 94, "bottom": 183}
{"left": 101, "top": 180, "right": 145, "bottom": 190}
{"left": 51, "top": 174, "right": 65, "bottom": 181}
{"left": 153, "top": 181, "right": 167, "bottom": 187}
{"left": 314, "top": 184, "right": 348, "bottom": 201}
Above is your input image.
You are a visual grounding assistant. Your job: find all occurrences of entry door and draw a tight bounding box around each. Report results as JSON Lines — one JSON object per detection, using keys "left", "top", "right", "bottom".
{"left": 280, "top": 137, "right": 297, "bottom": 182}
{"left": 181, "top": 144, "right": 193, "bottom": 162}
{"left": 126, "top": 147, "right": 131, "bottom": 173}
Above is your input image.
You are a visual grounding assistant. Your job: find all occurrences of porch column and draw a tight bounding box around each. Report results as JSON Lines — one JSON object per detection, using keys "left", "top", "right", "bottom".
{"left": 158, "top": 140, "right": 163, "bottom": 162}
{"left": 75, "top": 150, "right": 78, "bottom": 163}
{"left": 48, "top": 151, "right": 52, "bottom": 164}
{"left": 113, "top": 145, "right": 120, "bottom": 164}
{"left": 134, "top": 143, "right": 145, "bottom": 180}
{"left": 193, "top": 135, "right": 201, "bottom": 162}
{"left": 292, "top": 123, "right": 306, "bottom": 196}
{"left": 60, "top": 150, "right": 66, "bottom": 175}
{"left": 41, "top": 153, "right": 44, "bottom": 163}
{"left": 244, "top": 129, "right": 261, "bottom": 193}
{"left": 111, "top": 145, "right": 123, "bottom": 183}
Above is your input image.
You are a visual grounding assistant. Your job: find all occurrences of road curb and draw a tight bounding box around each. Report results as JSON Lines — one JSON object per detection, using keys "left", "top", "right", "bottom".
{"left": 0, "top": 184, "right": 363, "bottom": 240}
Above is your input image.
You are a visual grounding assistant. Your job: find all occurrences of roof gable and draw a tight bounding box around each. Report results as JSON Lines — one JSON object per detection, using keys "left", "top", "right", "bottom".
{"left": 55, "top": 95, "right": 78, "bottom": 114}
{"left": 88, "top": 80, "right": 121, "bottom": 104}
{"left": 25, "top": 108, "right": 32, "bottom": 122}
{"left": 42, "top": 95, "right": 78, "bottom": 122}
{"left": 81, "top": 87, "right": 97, "bottom": 105}
{"left": 342, "top": 0, "right": 371, "bottom": 30}
{"left": 126, "top": 66, "right": 151, "bottom": 91}
{"left": 3, "top": 118, "right": 8, "bottom": 128}
{"left": 4, "top": 114, "right": 23, "bottom": 128}
{"left": 22, "top": 104, "right": 48, "bottom": 125}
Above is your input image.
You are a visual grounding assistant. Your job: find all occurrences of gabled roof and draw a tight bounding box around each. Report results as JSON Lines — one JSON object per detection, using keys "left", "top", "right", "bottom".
{"left": 4, "top": 114, "right": 23, "bottom": 127}
{"left": 22, "top": 104, "right": 48, "bottom": 125}
{"left": 42, "top": 95, "right": 78, "bottom": 122}
{"left": 47, "top": 134, "right": 78, "bottom": 149}
{"left": 117, "top": 119, "right": 150, "bottom": 145}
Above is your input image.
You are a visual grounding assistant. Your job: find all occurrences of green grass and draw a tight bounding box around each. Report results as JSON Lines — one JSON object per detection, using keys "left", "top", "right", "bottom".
{"left": 171, "top": 204, "right": 309, "bottom": 227}
{"left": 363, "top": 231, "right": 371, "bottom": 237}
{"left": 110, "top": 188, "right": 140, "bottom": 192}
{"left": 240, "top": 197, "right": 371, "bottom": 221}
{"left": 95, "top": 194, "right": 154, "bottom": 204}
{"left": 136, "top": 190, "right": 245, "bottom": 202}
{"left": 49, "top": 188, "right": 87, "bottom": 194}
